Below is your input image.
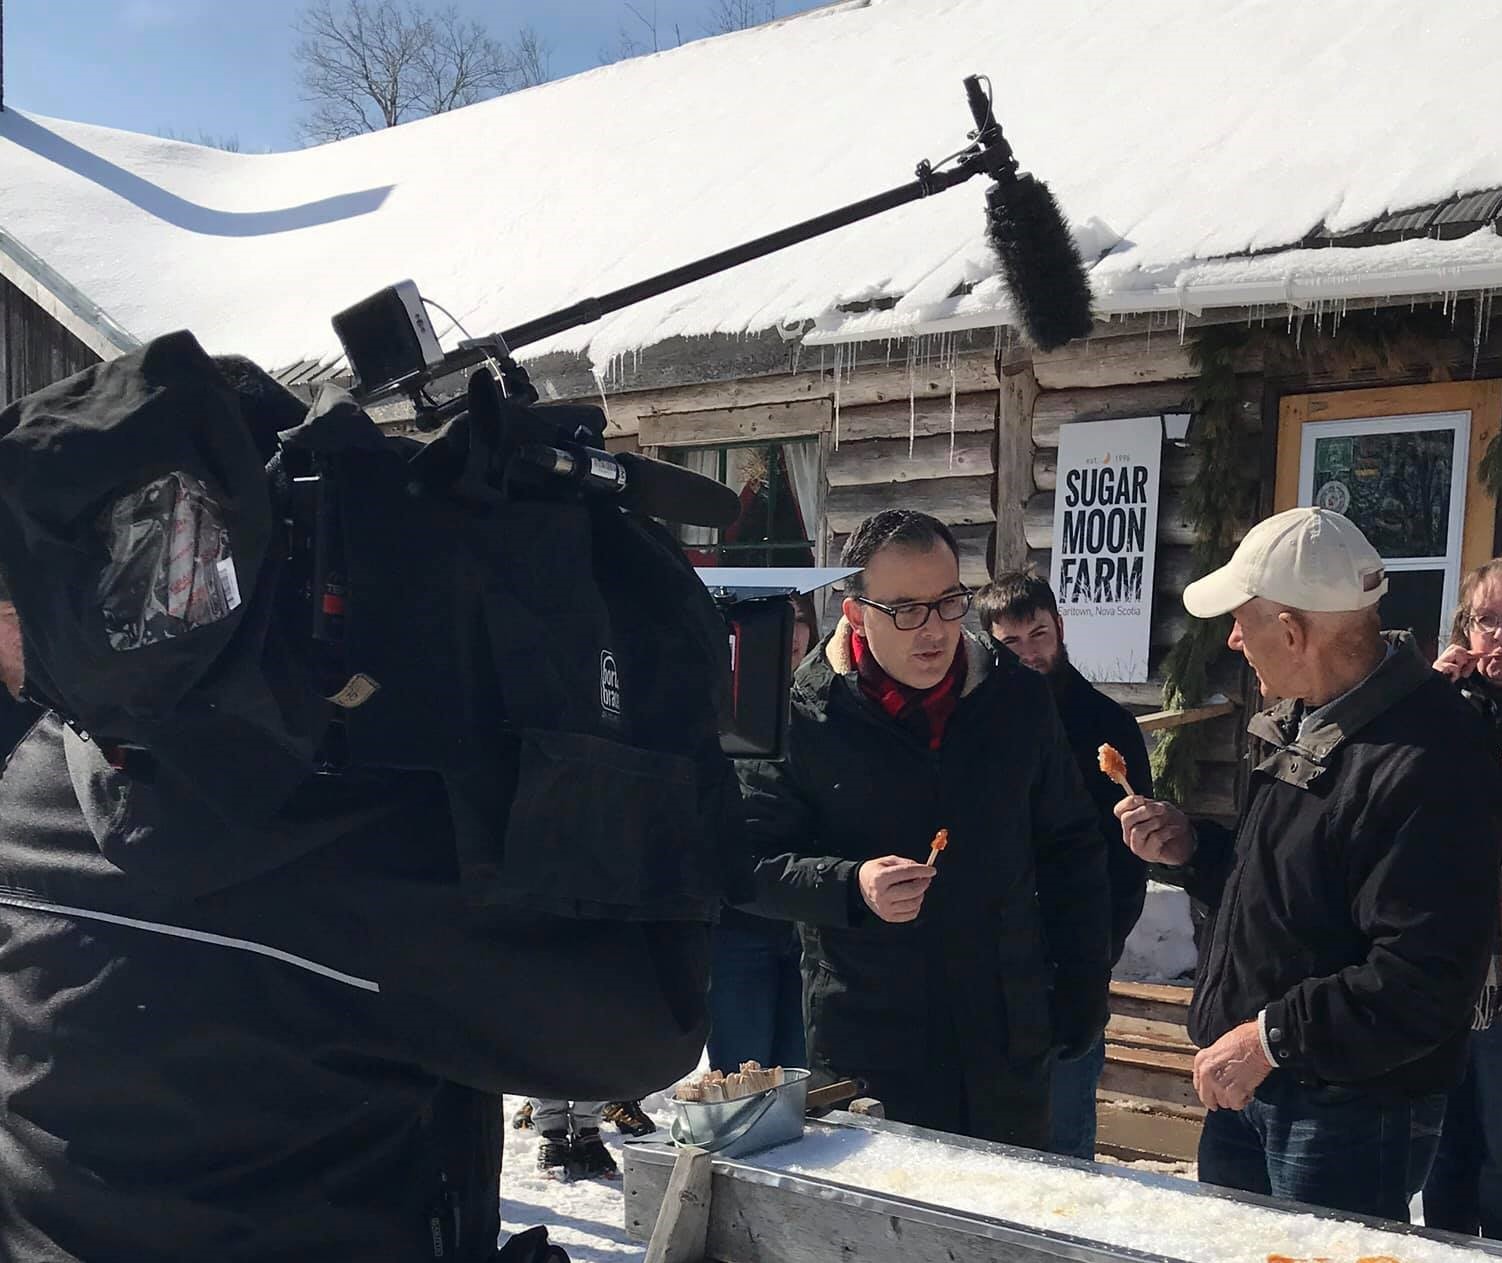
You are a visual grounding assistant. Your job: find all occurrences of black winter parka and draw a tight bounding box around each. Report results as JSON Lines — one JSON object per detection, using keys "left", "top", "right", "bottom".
{"left": 1171, "top": 636, "right": 1502, "bottom": 1099}
{"left": 738, "top": 625, "right": 1110, "bottom": 1139}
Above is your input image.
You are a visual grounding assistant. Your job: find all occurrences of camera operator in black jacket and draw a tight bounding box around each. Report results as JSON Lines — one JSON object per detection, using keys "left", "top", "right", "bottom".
{"left": 0, "top": 338, "right": 727, "bottom": 1262}
{"left": 740, "top": 510, "right": 1110, "bottom": 1147}
{"left": 1116, "top": 508, "right": 1502, "bottom": 1223}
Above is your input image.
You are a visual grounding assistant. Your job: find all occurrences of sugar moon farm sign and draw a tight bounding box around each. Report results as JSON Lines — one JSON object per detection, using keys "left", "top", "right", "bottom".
{"left": 1048, "top": 416, "right": 1163, "bottom": 682}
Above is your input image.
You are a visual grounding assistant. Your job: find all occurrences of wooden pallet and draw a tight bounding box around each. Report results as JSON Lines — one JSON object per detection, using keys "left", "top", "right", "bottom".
{"left": 1097, "top": 981, "right": 1203, "bottom": 1163}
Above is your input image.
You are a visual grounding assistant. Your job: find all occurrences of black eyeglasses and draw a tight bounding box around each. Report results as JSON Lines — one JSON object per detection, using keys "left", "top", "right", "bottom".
{"left": 855, "top": 589, "right": 973, "bottom": 631}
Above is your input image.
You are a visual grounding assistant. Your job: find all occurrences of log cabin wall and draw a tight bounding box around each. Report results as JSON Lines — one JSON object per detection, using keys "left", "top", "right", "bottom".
{"left": 1009, "top": 331, "right": 1267, "bottom": 820}
{"left": 826, "top": 391, "right": 998, "bottom": 592}
{"left": 630, "top": 340, "right": 1005, "bottom": 626}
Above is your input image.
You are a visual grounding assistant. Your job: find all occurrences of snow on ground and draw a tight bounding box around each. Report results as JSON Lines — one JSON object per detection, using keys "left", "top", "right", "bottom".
{"left": 499, "top": 1074, "right": 696, "bottom": 1263}
{"left": 4, "top": 1, "right": 1502, "bottom": 371}
{"left": 499, "top": 1094, "right": 643, "bottom": 1262}
{"left": 1115, "top": 881, "right": 1197, "bottom": 983}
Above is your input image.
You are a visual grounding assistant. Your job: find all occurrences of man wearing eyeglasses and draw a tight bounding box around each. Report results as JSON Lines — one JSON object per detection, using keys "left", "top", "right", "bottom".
{"left": 738, "top": 509, "right": 1110, "bottom": 1147}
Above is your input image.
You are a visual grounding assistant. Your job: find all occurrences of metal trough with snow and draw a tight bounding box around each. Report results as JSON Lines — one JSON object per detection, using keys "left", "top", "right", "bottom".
{"left": 624, "top": 1112, "right": 1502, "bottom": 1263}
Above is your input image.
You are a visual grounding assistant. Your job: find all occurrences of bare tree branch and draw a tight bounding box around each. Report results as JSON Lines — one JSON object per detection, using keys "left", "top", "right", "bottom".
{"left": 600, "top": 0, "right": 686, "bottom": 65}
{"left": 510, "top": 25, "right": 552, "bottom": 90}
{"left": 294, "top": 0, "right": 536, "bottom": 145}
{"left": 704, "top": 0, "right": 776, "bottom": 35}
{"left": 158, "top": 128, "right": 243, "bottom": 152}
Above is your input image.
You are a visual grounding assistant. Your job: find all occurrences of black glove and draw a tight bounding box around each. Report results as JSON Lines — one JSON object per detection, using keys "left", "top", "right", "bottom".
{"left": 497, "top": 1225, "right": 569, "bottom": 1263}
{"left": 1050, "top": 977, "right": 1108, "bottom": 1063}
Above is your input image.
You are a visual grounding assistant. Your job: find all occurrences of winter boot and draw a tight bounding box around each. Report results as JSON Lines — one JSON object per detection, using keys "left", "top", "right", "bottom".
{"left": 602, "top": 1100, "right": 656, "bottom": 1137}
{"left": 568, "top": 1128, "right": 619, "bottom": 1180}
{"left": 536, "top": 1130, "right": 571, "bottom": 1181}
{"left": 512, "top": 1100, "right": 535, "bottom": 1131}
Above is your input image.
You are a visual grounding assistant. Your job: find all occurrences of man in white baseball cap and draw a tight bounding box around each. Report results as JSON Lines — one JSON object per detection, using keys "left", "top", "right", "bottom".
{"left": 1114, "top": 506, "right": 1501, "bottom": 1223}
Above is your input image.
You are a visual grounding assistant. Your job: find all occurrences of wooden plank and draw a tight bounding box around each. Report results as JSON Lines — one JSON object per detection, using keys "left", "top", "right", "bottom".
{"left": 1095, "top": 1101, "right": 1203, "bottom": 1166}
{"left": 1033, "top": 333, "right": 1195, "bottom": 391}
{"left": 831, "top": 523, "right": 992, "bottom": 588}
{"left": 1034, "top": 379, "right": 1264, "bottom": 448}
{"left": 641, "top": 399, "right": 829, "bottom": 448}
{"left": 1110, "top": 980, "right": 1193, "bottom": 1015}
{"left": 1106, "top": 1014, "right": 1194, "bottom": 1050}
{"left": 1136, "top": 700, "right": 1236, "bottom": 733}
{"left": 996, "top": 365, "right": 1038, "bottom": 572}
{"left": 594, "top": 351, "right": 999, "bottom": 438}
{"left": 834, "top": 394, "right": 995, "bottom": 443}
{"left": 1098, "top": 1062, "right": 1202, "bottom": 1112}
{"left": 1023, "top": 489, "right": 1198, "bottom": 550}
{"left": 827, "top": 475, "right": 995, "bottom": 536}
{"left": 1032, "top": 382, "right": 1196, "bottom": 446}
{"left": 826, "top": 433, "right": 993, "bottom": 487}
{"left": 643, "top": 1146, "right": 712, "bottom": 1263}
{"left": 1034, "top": 445, "right": 1199, "bottom": 492}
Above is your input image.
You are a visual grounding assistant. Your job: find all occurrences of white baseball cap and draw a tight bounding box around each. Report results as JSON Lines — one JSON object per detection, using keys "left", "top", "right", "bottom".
{"left": 1182, "top": 507, "right": 1388, "bottom": 619}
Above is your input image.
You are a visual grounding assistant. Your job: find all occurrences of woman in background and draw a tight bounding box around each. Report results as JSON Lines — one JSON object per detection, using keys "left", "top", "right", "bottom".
{"left": 1425, "top": 558, "right": 1502, "bottom": 1238}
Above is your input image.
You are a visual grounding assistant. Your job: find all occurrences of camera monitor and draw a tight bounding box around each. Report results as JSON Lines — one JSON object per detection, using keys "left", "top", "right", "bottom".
{"left": 331, "top": 281, "right": 446, "bottom": 398}
{"left": 697, "top": 567, "right": 856, "bottom": 760}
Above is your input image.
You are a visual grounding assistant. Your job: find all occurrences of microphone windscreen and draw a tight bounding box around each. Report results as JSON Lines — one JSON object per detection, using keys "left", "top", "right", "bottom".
{"left": 616, "top": 452, "right": 741, "bottom": 527}
{"left": 985, "top": 174, "right": 1094, "bottom": 352}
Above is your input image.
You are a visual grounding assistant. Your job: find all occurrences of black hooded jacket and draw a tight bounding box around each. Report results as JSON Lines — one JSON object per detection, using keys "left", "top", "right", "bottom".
{"left": 738, "top": 622, "right": 1110, "bottom": 1142}
{"left": 0, "top": 339, "right": 722, "bottom": 1260}
{"left": 1167, "top": 636, "right": 1502, "bottom": 1099}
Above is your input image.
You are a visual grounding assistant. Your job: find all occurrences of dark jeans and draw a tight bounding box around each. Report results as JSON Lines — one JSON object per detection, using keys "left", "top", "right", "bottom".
{"left": 1424, "top": 1022, "right": 1502, "bottom": 1237}
{"left": 1199, "top": 1074, "right": 1446, "bottom": 1223}
{"left": 707, "top": 921, "right": 807, "bottom": 1073}
{"left": 1048, "top": 1034, "right": 1106, "bottom": 1159}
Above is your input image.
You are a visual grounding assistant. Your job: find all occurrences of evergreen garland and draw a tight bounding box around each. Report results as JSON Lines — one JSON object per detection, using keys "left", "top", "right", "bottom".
{"left": 1151, "top": 326, "right": 1257, "bottom": 800}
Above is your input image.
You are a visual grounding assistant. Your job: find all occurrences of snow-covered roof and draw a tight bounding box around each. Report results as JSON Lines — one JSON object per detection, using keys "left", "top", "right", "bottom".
{"left": 4, "top": 0, "right": 1502, "bottom": 373}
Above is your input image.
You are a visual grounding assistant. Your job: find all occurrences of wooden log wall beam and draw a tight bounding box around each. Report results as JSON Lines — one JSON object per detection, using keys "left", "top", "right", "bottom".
{"left": 832, "top": 523, "right": 992, "bottom": 589}
{"left": 834, "top": 393, "right": 995, "bottom": 443}
{"left": 639, "top": 399, "right": 829, "bottom": 448}
{"left": 1029, "top": 331, "right": 1263, "bottom": 392}
{"left": 995, "top": 365, "right": 1038, "bottom": 573}
{"left": 602, "top": 350, "right": 999, "bottom": 439}
{"left": 1032, "top": 379, "right": 1263, "bottom": 448}
{"left": 829, "top": 475, "right": 994, "bottom": 537}
{"left": 827, "top": 432, "right": 992, "bottom": 487}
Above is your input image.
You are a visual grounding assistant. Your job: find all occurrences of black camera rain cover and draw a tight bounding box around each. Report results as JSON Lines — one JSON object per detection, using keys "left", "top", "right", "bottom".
{"left": 0, "top": 331, "right": 328, "bottom": 819}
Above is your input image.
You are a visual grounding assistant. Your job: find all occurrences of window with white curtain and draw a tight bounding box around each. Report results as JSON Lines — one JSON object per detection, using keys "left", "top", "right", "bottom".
{"left": 664, "top": 440, "right": 819, "bottom": 568}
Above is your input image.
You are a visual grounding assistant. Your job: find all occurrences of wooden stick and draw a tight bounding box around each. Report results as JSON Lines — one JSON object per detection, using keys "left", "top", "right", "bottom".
{"left": 926, "top": 827, "right": 949, "bottom": 867}
{"left": 643, "top": 1146, "right": 712, "bottom": 1263}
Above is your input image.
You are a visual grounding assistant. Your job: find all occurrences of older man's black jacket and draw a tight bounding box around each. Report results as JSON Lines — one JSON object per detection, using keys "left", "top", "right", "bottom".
{"left": 739, "top": 624, "right": 1110, "bottom": 1141}
{"left": 1169, "top": 635, "right": 1502, "bottom": 1099}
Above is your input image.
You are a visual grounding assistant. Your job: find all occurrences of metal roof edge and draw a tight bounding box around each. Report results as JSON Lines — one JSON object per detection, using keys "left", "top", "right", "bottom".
{"left": 0, "top": 227, "right": 141, "bottom": 361}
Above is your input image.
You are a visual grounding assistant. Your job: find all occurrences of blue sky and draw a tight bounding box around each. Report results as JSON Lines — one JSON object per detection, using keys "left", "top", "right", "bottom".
{"left": 3, "top": 1, "right": 825, "bottom": 151}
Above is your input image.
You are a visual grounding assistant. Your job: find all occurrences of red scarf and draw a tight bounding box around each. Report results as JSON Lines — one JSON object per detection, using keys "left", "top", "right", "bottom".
{"left": 850, "top": 631, "right": 966, "bottom": 751}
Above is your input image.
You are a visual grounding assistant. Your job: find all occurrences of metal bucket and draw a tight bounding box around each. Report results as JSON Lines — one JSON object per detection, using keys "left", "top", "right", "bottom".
{"left": 669, "top": 1069, "right": 811, "bottom": 1158}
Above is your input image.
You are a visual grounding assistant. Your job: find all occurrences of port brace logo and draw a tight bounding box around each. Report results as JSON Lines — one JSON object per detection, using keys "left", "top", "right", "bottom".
{"left": 599, "top": 650, "right": 622, "bottom": 719}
